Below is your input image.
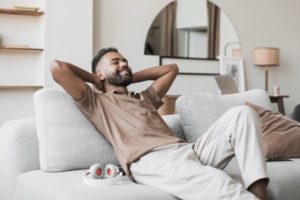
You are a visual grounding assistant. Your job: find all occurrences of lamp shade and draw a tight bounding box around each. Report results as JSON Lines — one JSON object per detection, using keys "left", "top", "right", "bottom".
{"left": 253, "top": 47, "right": 280, "bottom": 66}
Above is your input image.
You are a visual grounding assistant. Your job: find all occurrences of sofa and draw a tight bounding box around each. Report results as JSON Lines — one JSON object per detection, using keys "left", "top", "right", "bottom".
{"left": 0, "top": 88, "right": 300, "bottom": 200}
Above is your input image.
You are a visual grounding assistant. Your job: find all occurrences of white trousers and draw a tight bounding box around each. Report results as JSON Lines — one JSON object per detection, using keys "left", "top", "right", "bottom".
{"left": 130, "top": 106, "right": 268, "bottom": 200}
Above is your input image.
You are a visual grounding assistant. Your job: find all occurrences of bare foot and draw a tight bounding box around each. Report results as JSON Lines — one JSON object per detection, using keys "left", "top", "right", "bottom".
{"left": 248, "top": 178, "right": 268, "bottom": 200}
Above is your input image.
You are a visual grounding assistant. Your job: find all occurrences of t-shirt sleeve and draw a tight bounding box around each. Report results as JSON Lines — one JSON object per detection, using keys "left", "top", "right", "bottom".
{"left": 74, "top": 84, "right": 96, "bottom": 116}
{"left": 142, "top": 86, "right": 164, "bottom": 109}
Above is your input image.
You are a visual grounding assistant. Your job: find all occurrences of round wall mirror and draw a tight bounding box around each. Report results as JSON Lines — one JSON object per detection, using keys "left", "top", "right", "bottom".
{"left": 144, "top": 0, "right": 240, "bottom": 59}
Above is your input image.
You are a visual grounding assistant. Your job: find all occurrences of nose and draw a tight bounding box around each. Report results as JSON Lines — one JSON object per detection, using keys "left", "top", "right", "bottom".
{"left": 120, "top": 61, "right": 128, "bottom": 69}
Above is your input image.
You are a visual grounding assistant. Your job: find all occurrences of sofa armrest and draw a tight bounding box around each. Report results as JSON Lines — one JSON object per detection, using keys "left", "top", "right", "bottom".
{"left": 0, "top": 118, "right": 40, "bottom": 200}
{"left": 162, "top": 114, "right": 186, "bottom": 140}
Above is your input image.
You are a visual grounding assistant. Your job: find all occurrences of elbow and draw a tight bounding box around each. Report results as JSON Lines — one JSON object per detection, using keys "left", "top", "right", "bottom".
{"left": 50, "top": 60, "right": 65, "bottom": 81}
{"left": 171, "top": 64, "right": 179, "bottom": 74}
{"left": 50, "top": 60, "right": 62, "bottom": 73}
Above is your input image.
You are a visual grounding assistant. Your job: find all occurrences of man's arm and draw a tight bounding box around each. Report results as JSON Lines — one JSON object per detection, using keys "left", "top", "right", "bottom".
{"left": 132, "top": 64, "right": 179, "bottom": 98}
{"left": 50, "top": 60, "right": 104, "bottom": 101}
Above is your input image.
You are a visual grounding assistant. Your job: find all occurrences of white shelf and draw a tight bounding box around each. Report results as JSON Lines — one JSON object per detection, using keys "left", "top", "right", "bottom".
{"left": 0, "top": 8, "right": 44, "bottom": 16}
{"left": 0, "top": 46, "right": 44, "bottom": 52}
{"left": 0, "top": 85, "right": 43, "bottom": 90}
{"left": 0, "top": 6, "right": 44, "bottom": 91}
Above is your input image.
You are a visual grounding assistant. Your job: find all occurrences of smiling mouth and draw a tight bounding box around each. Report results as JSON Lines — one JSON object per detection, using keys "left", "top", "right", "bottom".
{"left": 119, "top": 69, "right": 130, "bottom": 74}
{"left": 119, "top": 71, "right": 131, "bottom": 77}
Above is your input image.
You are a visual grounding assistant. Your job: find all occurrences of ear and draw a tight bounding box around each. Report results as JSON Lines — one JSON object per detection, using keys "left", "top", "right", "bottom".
{"left": 97, "top": 71, "right": 105, "bottom": 81}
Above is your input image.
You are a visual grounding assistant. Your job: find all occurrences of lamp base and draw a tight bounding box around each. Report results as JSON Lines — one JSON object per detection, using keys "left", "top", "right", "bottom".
{"left": 264, "top": 66, "right": 269, "bottom": 92}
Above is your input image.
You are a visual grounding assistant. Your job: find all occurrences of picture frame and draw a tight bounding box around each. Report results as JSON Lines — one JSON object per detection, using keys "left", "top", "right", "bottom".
{"left": 219, "top": 56, "right": 245, "bottom": 92}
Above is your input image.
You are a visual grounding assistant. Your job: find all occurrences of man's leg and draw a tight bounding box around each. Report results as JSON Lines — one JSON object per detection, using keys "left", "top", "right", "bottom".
{"left": 193, "top": 105, "right": 268, "bottom": 199}
{"left": 131, "top": 143, "right": 259, "bottom": 200}
{"left": 248, "top": 179, "right": 267, "bottom": 200}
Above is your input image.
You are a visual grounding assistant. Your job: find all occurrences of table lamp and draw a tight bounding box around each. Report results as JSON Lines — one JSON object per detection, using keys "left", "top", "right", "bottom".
{"left": 253, "top": 47, "right": 280, "bottom": 91}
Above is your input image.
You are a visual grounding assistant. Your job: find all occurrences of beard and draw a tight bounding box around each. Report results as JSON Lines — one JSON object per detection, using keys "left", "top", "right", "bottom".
{"left": 106, "top": 69, "right": 133, "bottom": 87}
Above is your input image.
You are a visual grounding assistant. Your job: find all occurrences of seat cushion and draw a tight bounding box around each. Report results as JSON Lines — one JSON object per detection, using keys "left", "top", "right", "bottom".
{"left": 224, "top": 158, "right": 300, "bottom": 200}
{"left": 13, "top": 160, "right": 300, "bottom": 200}
{"left": 12, "top": 170, "right": 177, "bottom": 200}
{"left": 176, "top": 89, "right": 273, "bottom": 142}
{"left": 266, "top": 159, "right": 300, "bottom": 200}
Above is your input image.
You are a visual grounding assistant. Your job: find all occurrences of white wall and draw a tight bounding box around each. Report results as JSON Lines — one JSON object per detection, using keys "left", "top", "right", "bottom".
{"left": 211, "top": 0, "right": 300, "bottom": 115}
{"left": 94, "top": 0, "right": 172, "bottom": 92}
{"left": 94, "top": 0, "right": 300, "bottom": 116}
{"left": 44, "top": 0, "right": 93, "bottom": 88}
{"left": 1, "top": 0, "right": 300, "bottom": 125}
{"left": 0, "top": 0, "right": 93, "bottom": 125}
{"left": 219, "top": 10, "right": 240, "bottom": 57}
{"left": 0, "top": 0, "right": 45, "bottom": 125}
{"left": 93, "top": 0, "right": 219, "bottom": 95}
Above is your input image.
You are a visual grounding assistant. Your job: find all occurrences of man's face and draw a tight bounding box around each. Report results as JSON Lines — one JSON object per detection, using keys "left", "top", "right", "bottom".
{"left": 98, "top": 52, "right": 133, "bottom": 87}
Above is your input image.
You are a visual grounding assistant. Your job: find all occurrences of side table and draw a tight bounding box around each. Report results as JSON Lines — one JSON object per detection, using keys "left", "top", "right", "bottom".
{"left": 269, "top": 95, "right": 290, "bottom": 115}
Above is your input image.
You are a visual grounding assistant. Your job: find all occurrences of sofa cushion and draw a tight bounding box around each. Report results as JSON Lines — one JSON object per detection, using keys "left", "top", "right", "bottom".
{"left": 34, "top": 89, "right": 119, "bottom": 172}
{"left": 12, "top": 170, "right": 177, "bottom": 200}
{"left": 161, "top": 114, "right": 185, "bottom": 140}
{"left": 224, "top": 158, "right": 300, "bottom": 200}
{"left": 176, "top": 89, "right": 273, "bottom": 142}
{"left": 247, "top": 102, "right": 300, "bottom": 159}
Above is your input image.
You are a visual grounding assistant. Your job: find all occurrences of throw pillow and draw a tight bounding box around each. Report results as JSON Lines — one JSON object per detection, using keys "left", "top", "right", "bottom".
{"left": 176, "top": 89, "right": 273, "bottom": 142}
{"left": 162, "top": 114, "right": 186, "bottom": 140}
{"left": 247, "top": 102, "right": 300, "bottom": 159}
{"left": 34, "top": 89, "right": 119, "bottom": 172}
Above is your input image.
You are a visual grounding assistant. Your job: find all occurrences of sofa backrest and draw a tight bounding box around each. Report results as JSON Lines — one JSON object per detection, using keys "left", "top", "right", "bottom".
{"left": 0, "top": 118, "right": 39, "bottom": 200}
{"left": 33, "top": 88, "right": 185, "bottom": 173}
{"left": 0, "top": 88, "right": 272, "bottom": 200}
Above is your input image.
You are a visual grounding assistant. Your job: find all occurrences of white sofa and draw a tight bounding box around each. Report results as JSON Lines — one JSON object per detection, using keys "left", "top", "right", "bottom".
{"left": 1, "top": 89, "right": 300, "bottom": 200}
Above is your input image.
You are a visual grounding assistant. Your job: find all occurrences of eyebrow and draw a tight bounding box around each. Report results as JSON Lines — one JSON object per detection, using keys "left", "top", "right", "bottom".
{"left": 110, "top": 57, "right": 128, "bottom": 63}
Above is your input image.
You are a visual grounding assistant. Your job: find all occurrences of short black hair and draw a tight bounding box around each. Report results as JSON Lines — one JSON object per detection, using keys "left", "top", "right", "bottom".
{"left": 91, "top": 47, "right": 119, "bottom": 73}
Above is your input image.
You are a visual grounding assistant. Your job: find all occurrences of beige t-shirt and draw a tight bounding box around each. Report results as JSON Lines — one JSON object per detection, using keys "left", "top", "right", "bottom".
{"left": 75, "top": 84, "right": 184, "bottom": 177}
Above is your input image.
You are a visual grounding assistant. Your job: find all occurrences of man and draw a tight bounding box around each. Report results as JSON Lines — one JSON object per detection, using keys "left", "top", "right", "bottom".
{"left": 50, "top": 47, "right": 268, "bottom": 200}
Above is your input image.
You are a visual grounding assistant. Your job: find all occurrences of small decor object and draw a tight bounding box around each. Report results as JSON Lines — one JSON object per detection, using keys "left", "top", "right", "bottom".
{"left": 253, "top": 47, "right": 280, "bottom": 92}
{"left": 219, "top": 56, "right": 245, "bottom": 92}
{"left": 105, "top": 164, "right": 124, "bottom": 178}
{"left": 82, "top": 163, "right": 129, "bottom": 186}
{"left": 87, "top": 163, "right": 124, "bottom": 179}
{"left": 272, "top": 85, "right": 280, "bottom": 96}
{"left": 89, "top": 163, "right": 105, "bottom": 179}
